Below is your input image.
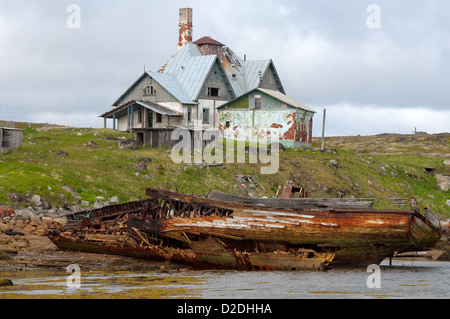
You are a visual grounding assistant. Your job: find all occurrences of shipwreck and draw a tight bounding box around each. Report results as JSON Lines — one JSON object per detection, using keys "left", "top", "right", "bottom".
{"left": 48, "top": 188, "right": 441, "bottom": 271}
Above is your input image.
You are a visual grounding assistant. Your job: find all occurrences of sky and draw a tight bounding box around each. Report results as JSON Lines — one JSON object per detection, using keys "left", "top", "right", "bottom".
{"left": 0, "top": 0, "right": 449, "bottom": 137}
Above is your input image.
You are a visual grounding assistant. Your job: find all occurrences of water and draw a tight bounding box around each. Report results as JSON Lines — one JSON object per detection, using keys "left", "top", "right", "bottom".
{"left": 1, "top": 259, "right": 448, "bottom": 299}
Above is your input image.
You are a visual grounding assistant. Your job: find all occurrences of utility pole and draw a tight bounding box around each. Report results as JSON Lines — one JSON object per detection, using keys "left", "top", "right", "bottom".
{"left": 321, "top": 108, "right": 326, "bottom": 151}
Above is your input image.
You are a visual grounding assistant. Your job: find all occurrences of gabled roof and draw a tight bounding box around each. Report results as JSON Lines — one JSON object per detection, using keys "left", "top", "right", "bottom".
{"left": 218, "top": 88, "right": 316, "bottom": 113}
{"left": 162, "top": 43, "right": 234, "bottom": 100}
{"left": 147, "top": 71, "right": 195, "bottom": 105}
{"left": 258, "top": 88, "right": 315, "bottom": 113}
{"left": 112, "top": 72, "right": 196, "bottom": 107}
{"left": 194, "top": 36, "right": 225, "bottom": 46}
{"left": 111, "top": 39, "right": 285, "bottom": 109}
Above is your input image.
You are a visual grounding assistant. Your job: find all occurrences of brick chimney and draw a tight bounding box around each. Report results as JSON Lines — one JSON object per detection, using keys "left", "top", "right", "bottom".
{"left": 178, "top": 8, "right": 193, "bottom": 51}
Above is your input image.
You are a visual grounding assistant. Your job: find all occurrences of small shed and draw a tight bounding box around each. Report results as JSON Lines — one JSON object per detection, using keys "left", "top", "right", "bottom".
{"left": 0, "top": 127, "right": 23, "bottom": 153}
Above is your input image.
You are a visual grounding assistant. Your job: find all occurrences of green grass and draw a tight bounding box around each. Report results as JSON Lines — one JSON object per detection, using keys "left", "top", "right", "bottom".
{"left": 0, "top": 128, "right": 449, "bottom": 219}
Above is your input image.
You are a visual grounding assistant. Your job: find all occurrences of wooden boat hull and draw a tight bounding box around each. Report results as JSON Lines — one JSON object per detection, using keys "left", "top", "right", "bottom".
{"left": 48, "top": 188, "right": 441, "bottom": 269}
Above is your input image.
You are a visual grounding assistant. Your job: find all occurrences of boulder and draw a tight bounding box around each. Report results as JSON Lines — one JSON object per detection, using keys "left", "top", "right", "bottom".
{"left": 119, "top": 139, "right": 140, "bottom": 150}
{"left": 436, "top": 174, "right": 450, "bottom": 191}
{"left": 14, "top": 209, "right": 37, "bottom": 222}
{"left": 31, "top": 195, "right": 41, "bottom": 206}
{"left": 109, "top": 196, "right": 119, "bottom": 204}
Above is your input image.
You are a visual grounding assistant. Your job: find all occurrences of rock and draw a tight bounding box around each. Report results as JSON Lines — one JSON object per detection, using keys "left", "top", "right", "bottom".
{"left": 94, "top": 200, "right": 105, "bottom": 209}
{"left": 119, "top": 139, "right": 140, "bottom": 150}
{"left": 444, "top": 159, "right": 450, "bottom": 166}
{"left": 80, "top": 200, "right": 90, "bottom": 207}
{"left": 14, "top": 209, "right": 37, "bottom": 222}
{"left": 87, "top": 140, "right": 98, "bottom": 147}
{"left": 0, "top": 207, "right": 14, "bottom": 218}
{"left": 57, "top": 151, "right": 68, "bottom": 156}
{"left": 109, "top": 196, "right": 119, "bottom": 204}
{"left": 436, "top": 174, "right": 450, "bottom": 191}
{"left": 134, "top": 162, "right": 147, "bottom": 171}
{"left": 138, "top": 157, "right": 152, "bottom": 163}
{"left": 0, "top": 251, "right": 12, "bottom": 261}
{"left": 31, "top": 195, "right": 41, "bottom": 206}
{"left": 62, "top": 185, "right": 80, "bottom": 200}
{"left": 329, "top": 159, "right": 339, "bottom": 168}
{"left": 41, "top": 216, "right": 54, "bottom": 227}
{"left": 68, "top": 204, "right": 82, "bottom": 213}
{"left": 0, "top": 279, "right": 13, "bottom": 286}
{"left": 53, "top": 218, "right": 67, "bottom": 226}
{"left": 93, "top": 132, "right": 101, "bottom": 137}
{"left": 446, "top": 199, "right": 450, "bottom": 207}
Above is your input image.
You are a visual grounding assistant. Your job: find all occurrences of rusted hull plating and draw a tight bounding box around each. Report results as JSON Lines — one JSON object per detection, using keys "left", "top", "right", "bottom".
{"left": 48, "top": 188, "right": 441, "bottom": 269}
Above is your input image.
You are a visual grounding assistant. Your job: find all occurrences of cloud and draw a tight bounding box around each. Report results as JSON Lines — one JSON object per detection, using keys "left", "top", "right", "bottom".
{"left": 0, "top": 0, "right": 449, "bottom": 135}
{"left": 313, "top": 105, "right": 450, "bottom": 137}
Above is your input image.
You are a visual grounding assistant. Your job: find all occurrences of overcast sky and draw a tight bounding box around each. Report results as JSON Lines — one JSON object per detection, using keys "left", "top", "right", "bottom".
{"left": 0, "top": 0, "right": 449, "bottom": 136}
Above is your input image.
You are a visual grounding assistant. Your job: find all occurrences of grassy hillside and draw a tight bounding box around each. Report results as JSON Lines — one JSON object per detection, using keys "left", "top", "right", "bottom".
{"left": 1, "top": 127, "right": 449, "bottom": 219}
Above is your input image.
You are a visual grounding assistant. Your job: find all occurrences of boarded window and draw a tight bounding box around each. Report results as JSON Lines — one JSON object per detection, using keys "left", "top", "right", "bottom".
{"left": 254, "top": 95, "right": 261, "bottom": 109}
{"left": 202, "top": 108, "right": 210, "bottom": 124}
{"left": 187, "top": 106, "right": 192, "bottom": 123}
{"left": 207, "top": 87, "right": 219, "bottom": 97}
{"left": 137, "top": 108, "right": 143, "bottom": 123}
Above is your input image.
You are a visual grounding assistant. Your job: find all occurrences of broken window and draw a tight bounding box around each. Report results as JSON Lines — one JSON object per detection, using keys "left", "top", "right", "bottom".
{"left": 144, "top": 85, "right": 157, "bottom": 95}
{"left": 207, "top": 87, "right": 219, "bottom": 97}
{"left": 202, "top": 108, "right": 210, "bottom": 124}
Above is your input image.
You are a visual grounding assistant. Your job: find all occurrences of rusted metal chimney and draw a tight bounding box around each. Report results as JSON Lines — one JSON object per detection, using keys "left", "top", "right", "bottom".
{"left": 178, "top": 8, "right": 193, "bottom": 51}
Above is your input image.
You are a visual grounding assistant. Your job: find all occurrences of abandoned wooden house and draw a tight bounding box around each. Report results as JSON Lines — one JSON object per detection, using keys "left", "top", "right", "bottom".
{"left": 100, "top": 8, "right": 315, "bottom": 148}
{"left": 218, "top": 88, "right": 316, "bottom": 148}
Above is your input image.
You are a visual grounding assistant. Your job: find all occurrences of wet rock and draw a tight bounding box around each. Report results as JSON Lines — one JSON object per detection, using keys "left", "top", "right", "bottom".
{"left": 0, "top": 279, "right": 13, "bottom": 286}
{"left": 0, "top": 251, "right": 12, "bottom": 261}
